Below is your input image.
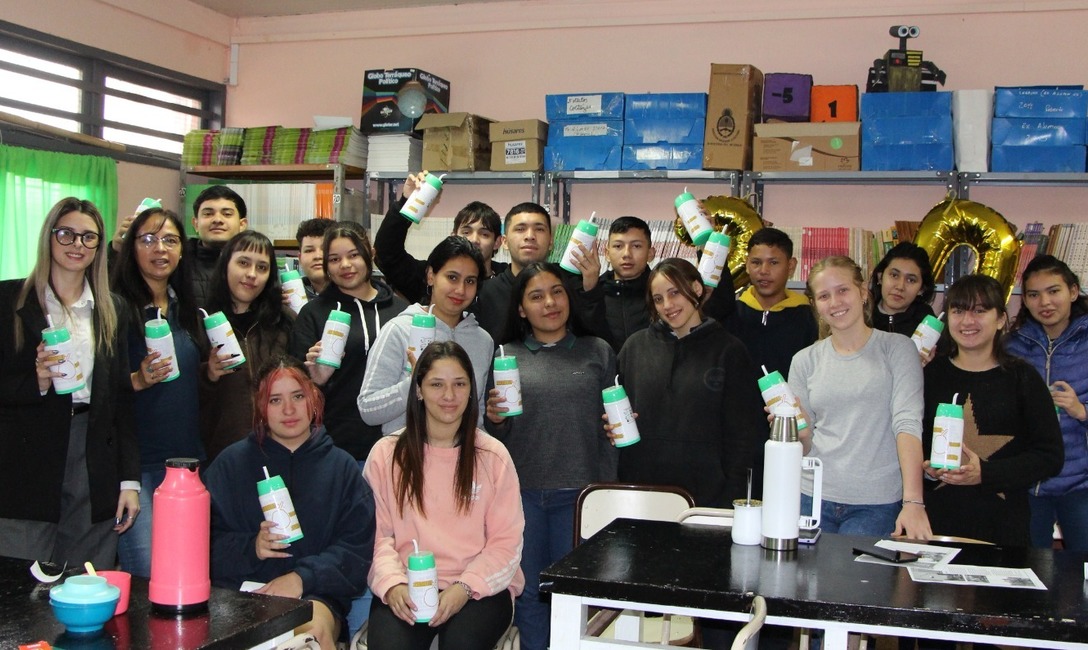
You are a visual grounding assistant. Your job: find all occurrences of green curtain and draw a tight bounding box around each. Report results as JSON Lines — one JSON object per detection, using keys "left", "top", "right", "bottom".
{"left": 0, "top": 144, "right": 118, "bottom": 281}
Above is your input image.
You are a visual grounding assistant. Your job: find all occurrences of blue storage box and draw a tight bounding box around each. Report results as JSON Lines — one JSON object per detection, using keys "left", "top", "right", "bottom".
{"left": 860, "top": 91, "right": 953, "bottom": 119}
{"left": 545, "top": 93, "right": 625, "bottom": 121}
{"left": 862, "top": 116, "right": 954, "bottom": 145}
{"left": 544, "top": 144, "right": 622, "bottom": 171}
{"left": 763, "top": 73, "right": 814, "bottom": 122}
{"left": 991, "top": 145, "right": 1086, "bottom": 172}
{"left": 624, "top": 93, "right": 707, "bottom": 118}
{"left": 993, "top": 87, "right": 1087, "bottom": 119}
{"left": 623, "top": 117, "right": 705, "bottom": 145}
{"left": 861, "top": 143, "right": 954, "bottom": 171}
{"left": 547, "top": 120, "right": 623, "bottom": 147}
{"left": 991, "top": 118, "right": 1086, "bottom": 146}
{"left": 621, "top": 144, "right": 704, "bottom": 170}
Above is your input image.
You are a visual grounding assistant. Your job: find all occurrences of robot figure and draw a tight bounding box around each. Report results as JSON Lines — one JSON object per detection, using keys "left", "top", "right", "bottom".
{"left": 866, "top": 25, "right": 947, "bottom": 92}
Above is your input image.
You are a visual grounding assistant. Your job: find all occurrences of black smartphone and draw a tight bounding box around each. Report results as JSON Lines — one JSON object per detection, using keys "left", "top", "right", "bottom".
{"left": 798, "top": 528, "right": 821, "bottom": 544}
{"left": 852, "top": 545, "right": 919, "bottom": 563}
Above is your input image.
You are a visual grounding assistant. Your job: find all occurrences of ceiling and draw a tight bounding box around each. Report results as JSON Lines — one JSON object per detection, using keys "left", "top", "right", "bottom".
{"left": 188, "top": 0, "right": 510, "bottom": 18}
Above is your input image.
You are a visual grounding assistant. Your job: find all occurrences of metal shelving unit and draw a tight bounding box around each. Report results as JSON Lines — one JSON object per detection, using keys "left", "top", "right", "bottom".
{"left": 546, "top": 170, "right": 740, "bottom": 223}
{"left": 365, "top": 170, "right": 542, "bottom": 216}
{"left": 956, "top": 172, "right": 1088, "bottom": 198}
{"left": 742, "top": 171, "right": 958, "bottom": 212}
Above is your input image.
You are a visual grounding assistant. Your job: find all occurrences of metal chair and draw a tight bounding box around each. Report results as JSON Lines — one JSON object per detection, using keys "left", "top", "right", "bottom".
{"left": 730, "top": 595, "right": 767, "bottom": 650}
{"left": 677, "top": 506, "right": 735, "bottom": 528}
{"left": 574, "top": 482, "right": 697, "bottom": 646}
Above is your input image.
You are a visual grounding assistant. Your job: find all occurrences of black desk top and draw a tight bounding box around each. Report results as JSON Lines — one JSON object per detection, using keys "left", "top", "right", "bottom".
{"left": 0, "top": 557, "right": 311, "bottom": 649}
{"left": 540, "top": 518, "right": 1088, "bottom": 645}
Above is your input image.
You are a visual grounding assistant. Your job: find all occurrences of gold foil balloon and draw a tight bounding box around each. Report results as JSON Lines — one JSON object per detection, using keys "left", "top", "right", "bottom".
{"left": 674, "top": 195, "right": 763, "bottom": 291}
{"left": 915, "top": 196, "right": 1021, "bottom": 302}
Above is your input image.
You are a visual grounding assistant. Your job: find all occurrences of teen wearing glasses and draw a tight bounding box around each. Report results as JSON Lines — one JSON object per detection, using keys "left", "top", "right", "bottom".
{"left": 108, "top": 207, "right": 205, "bottom": 577}
{"left": 0, "top": 197, "right": 138, "bottom": 568}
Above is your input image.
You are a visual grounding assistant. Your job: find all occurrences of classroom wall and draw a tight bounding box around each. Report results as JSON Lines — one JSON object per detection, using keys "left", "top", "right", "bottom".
{"left": 4, "top": 0, "right": 1087, "bottom": 235}
{"left": 221, "top": 0, "right": 1088, "bottom": 234}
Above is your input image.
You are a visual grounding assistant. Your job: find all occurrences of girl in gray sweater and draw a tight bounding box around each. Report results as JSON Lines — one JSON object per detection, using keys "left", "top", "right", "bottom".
{"left": 788, "top": 256, "right": 931, "bottom": 540}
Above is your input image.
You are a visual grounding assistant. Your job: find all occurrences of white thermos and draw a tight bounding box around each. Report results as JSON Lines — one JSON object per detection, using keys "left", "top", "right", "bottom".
{"left": 761, "top": 406, "right": 822, "bottom": 551}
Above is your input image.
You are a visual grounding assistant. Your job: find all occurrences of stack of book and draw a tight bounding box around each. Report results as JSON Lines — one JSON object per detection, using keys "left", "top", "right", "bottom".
{"left": 305, "top": 126, "right": 367, "bottom": 168}
{"left": 366, "top": 134, "right": 422, "bottom": 172}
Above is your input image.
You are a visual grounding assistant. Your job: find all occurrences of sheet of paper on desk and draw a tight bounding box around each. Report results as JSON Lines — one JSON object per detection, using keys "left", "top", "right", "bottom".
{"left": 908, "top": 564, "right": 1046, "bottom": 590}
{"left": 853, "top": 539, "right": 960, "bottom": 568}
{"left": 240, "top": 581, "right": 266, "bottom": 592}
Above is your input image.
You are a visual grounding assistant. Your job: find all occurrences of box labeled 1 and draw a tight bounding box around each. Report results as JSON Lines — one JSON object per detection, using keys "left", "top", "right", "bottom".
{"left": 810, "top": 85, "right": 858, "bottom": 122}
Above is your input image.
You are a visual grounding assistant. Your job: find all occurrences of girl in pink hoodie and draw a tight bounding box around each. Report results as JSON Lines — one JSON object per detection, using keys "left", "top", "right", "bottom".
{"left": 364, "top": 341, "right": 524, "bottom": 649}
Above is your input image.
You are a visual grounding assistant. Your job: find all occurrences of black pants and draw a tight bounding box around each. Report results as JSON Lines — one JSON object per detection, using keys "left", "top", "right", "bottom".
{"left": 367, "top": 590, "right": 513, "bottom": 650}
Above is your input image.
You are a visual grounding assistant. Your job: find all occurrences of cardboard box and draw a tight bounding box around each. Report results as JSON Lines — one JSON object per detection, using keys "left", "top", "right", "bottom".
{"left": 994, "top": 87, "right": 1088, "bottom": 119}
{"left": 360, "top": 68, "right": 450, "bottom": 134}
{"left": 991, "top": 145, "right": 1087, "bottom": 173}
{"left": 416, "top": 112, "right": 493, "bottom": 171}
{"left": 489, "top": 119, "right": 548, "bottom": 171}
{"left": 544, "top": 144, "right": 622, "bottom": 171}
{"left": 547, "top": 120, "right": 624, "bottom": 147}
{"left": 703, "top": 64, "right": 764, "bottom": 170}
{"left": 860, "top": 91, "right": 952, "bottom": 119}
{"left": 545, "top": 92, "right": 625, "bottom": 121}
{"left": 810, "top": 85, "right": 859, "bottom": 122}
{"left": 991, "top": 117, "right": 1086, "bottom": 146}
{"left": 861, "top": 143, "right": 954, "bottom": 171}
{"left": 624, "top": 93, "right": 707, "bottom": 118}
{"left": 753, "top": 122, "right": 859, "bottom": 171}
{"left": 621, "top": 144, "right": 703, "bottom": 170}
{"left": 763, "top": 73, "right": 813, "bottom": 122}
{"left": 623, "top": 117, "right": 705, "bottom": 145}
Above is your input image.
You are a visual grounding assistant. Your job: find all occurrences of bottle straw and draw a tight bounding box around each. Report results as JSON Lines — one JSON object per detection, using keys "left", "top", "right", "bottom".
{"left": 336, "top": 302, "right": 341, "bottom": 311}
{"left": 952, "top": 393, "right": 959, "bottom": 405}
{"left": 614, "top": 374, "right": 620, "bottom": 387}
{"left": 938, "top": 311, "right": 946, "bottom": 320}
{"left": 746, "top": 468, "right": 753, "bottom": 504}
{"left": 263, "top": 466, "right": 271, "bottom": 480}
{"left": 46, "top": 315, "right": 55, "bottom": 329}
{"left": 157, "top": 307, "right": 162, "bottom": 321}
{"left": 588, "top": 211, "right": 596, "bottom": 223}
{"left": 412, "top": 538, "right": 420, "bottom": 555}
{"left": 499, "top": 345, "right": 505, "bottom": 358}
{"left": 761, "top": 365, "right": 769, "bottom": 376}
{"left": 84, "top": 561, "right": 96, "bottom": 577}
{"left": 199, "top": 308, "right": 210, "bottom": 319}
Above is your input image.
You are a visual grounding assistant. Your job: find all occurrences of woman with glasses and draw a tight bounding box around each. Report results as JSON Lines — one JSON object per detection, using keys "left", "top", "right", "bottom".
{"left": 200, "top": 231, "right": 294, "bottom": 461}
{"left": 0, "top": 197, "right": 138, "bottom": 568}
{"left": 109, "top": 207, "right": 205, "bottom": 577}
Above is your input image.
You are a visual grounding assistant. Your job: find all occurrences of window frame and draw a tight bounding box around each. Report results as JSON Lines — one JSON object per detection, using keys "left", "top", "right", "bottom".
{"left": 0, "top": 20, "right": 225, "bottom": 169}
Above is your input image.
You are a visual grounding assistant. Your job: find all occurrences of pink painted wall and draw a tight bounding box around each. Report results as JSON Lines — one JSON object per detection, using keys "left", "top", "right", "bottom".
{"left": 222, "top": 1, "right": 1088, "bottom": 232}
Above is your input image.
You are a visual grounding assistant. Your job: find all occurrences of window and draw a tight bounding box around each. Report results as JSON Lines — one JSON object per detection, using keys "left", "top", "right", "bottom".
{"left": 0, "top": 21, "right": 224, "bottom": 165}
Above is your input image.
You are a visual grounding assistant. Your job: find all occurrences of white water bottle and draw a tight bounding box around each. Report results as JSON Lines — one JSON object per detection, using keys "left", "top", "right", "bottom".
{"left": 911, "top": 312, "right": 945, "bottom": 357}
{"left": 400, "top": 173, "right": 444, "bottom": 224}
{"left": 674, "top": 189, "right": 713, "bottom": 247}
{"left": 42, "top": 323, "right": 85, "bottom": 395}
{"left": 316, "top": 304, "right": 351, "bottom": 369}
{"left": 559, "top": 214, "right": 599, "bottom": 275}
{"left": 280, "top": 269, "right": 308, "bottom": 315}
{"left": 407, "top": 540, "right": 439, "bottom": 623}
{"left": 930, "top": 393, "right": 964, "bottom": 470}
{"left": 256, "top": 466, "right": 304, "bottom": 544}
{"left": 697, "top": 231, "right": 732, "bottom": 288}
{"left": 757, "top": 367, "right": 808, "bottom": 430}
{"left": 602, "top": 375, "right": 640, "bottom": 448}
{"left": 407, "top": 312, "right": 436, "bottom": 370}
{"left": 201, "top": 309, "right": 246, "bottom": 370}
{"left": 492, "top": 346, "right": 522, "bottom": 417}
{"left": 145, "top": 311, "right": 180, "bottom": 382}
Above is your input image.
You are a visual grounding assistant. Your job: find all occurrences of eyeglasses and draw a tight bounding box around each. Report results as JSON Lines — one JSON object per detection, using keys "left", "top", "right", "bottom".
{"left": 52, "top": 228, "right": 101, "bottom": 249}
{"left": 137, "top": 233, "right": 183, "bottom": 250}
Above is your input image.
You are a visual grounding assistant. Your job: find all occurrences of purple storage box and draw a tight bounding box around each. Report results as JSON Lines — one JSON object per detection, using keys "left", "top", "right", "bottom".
{"left": 763, "top": 73, "right": 814, "bottom": 122}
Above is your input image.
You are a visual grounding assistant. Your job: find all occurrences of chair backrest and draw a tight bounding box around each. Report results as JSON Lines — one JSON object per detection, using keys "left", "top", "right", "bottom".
{"left": 678, "top": 507, "right": 735, "bottom": 527}
{"left": 575, "top": 482, "right": 695, "bottom": 545}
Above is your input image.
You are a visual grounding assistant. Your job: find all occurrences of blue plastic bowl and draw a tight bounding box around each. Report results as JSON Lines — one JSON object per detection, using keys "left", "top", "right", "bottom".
{"left": 50, "top": 597, "right": 119, "bottom": 634}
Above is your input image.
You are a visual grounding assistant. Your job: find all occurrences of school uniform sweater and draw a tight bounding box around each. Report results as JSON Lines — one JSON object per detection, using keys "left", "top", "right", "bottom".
{"left": 205, "top": 428, "right": 375, "bottom": 621}
{"left": 288, "top": 280, "right": 408, "bottom": 460}
{"left": 617, "top": 319, "right": 765, "bottom": 507}
{"left": 358, "top": 304, "right": 494, "bottom": 434}
{"left": 363, "top": 431, "right": 525, "bottom": 602}
{"left": 485, "top": 333, "right": 617, "bottom": 490}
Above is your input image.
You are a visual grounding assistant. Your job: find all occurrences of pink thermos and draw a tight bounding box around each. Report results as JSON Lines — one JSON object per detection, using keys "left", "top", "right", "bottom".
{"left": 149, "top": 458, "right": 211, "bottom": 615}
